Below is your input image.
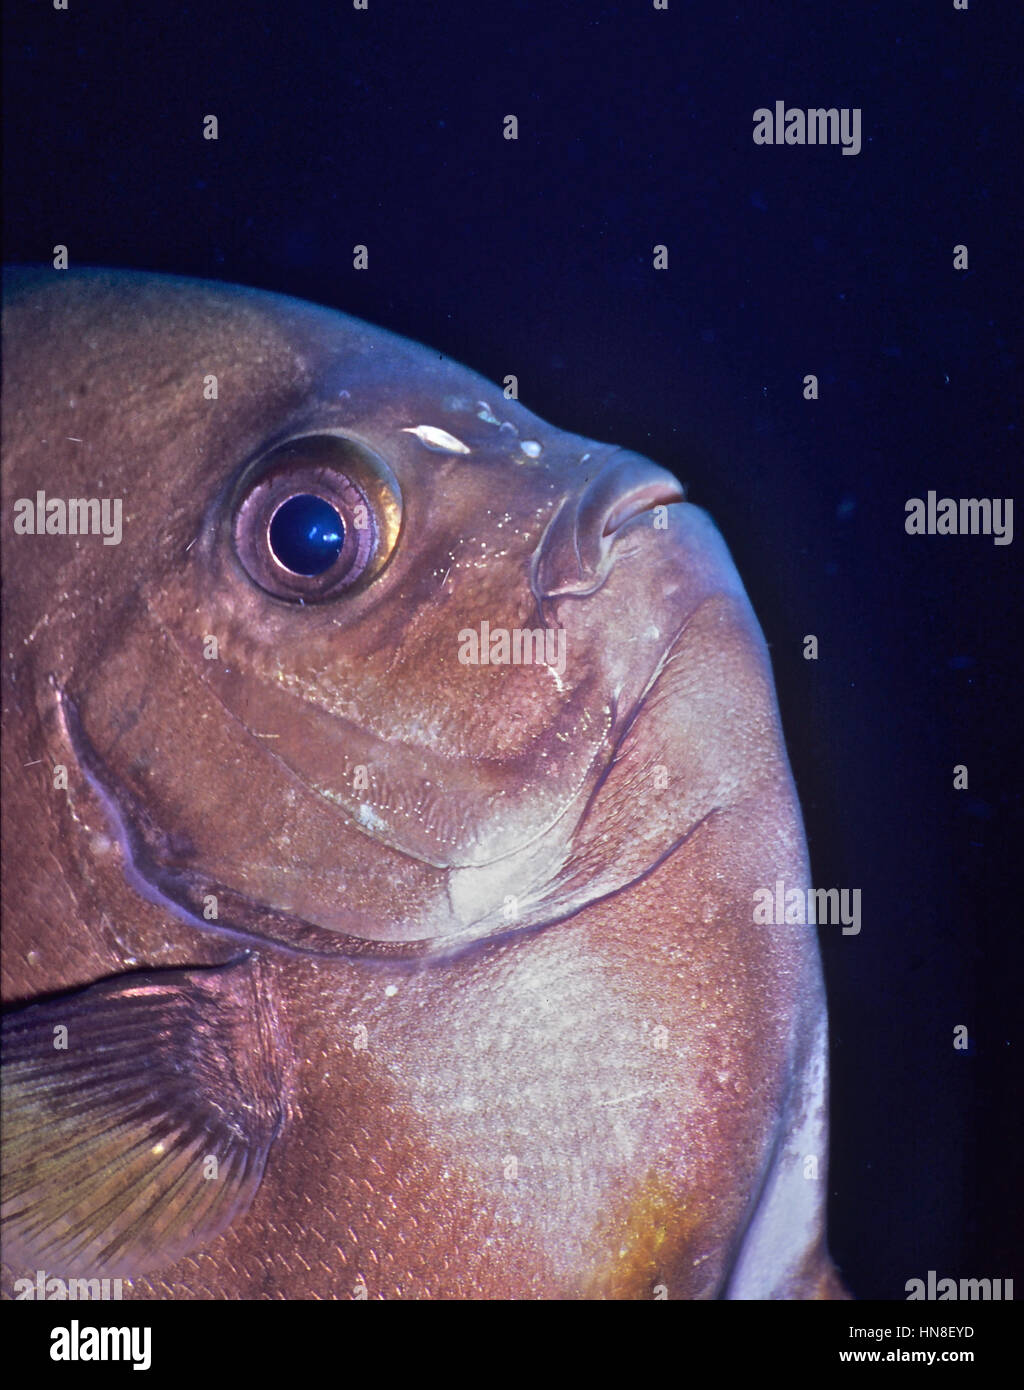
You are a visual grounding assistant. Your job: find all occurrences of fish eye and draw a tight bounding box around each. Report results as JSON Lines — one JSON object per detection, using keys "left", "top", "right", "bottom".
{"left": 232, "top": 434, "right": 402, "bottom": 601}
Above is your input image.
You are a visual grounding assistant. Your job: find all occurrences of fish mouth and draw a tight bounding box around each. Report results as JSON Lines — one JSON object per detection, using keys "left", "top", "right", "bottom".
{"left": 602, "top": 481, "right": 684, "bottom": 536}
{"left": 532, "top": 451, "right": 686, "bottom": 603}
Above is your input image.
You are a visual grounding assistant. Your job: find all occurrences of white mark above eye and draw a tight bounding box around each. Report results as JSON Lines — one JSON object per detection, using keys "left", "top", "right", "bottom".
{"left": 403, "top": 424, "right": 471, "bottom": 454}
{"left": 521, "top": 440, "right": 542, "bottom": 458}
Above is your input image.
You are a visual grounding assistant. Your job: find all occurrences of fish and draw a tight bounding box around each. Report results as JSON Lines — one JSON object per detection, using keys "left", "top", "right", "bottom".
{"left": 1, "top": 266, "right": 847, "bottom": 1299}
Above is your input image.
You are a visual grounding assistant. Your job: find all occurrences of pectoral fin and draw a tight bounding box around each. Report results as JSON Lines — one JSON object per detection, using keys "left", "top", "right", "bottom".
{"left": 1, "top": 953, "right": 285, "bottom": 1277}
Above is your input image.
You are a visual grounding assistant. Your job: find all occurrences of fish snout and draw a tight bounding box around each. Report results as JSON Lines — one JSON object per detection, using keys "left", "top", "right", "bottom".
{"left": 532, "top": 450, "right": 685, "bottom": 599}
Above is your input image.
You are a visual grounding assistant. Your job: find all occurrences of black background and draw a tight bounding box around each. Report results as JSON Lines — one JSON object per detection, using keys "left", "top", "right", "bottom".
{"left": 3, "top": 0, "right": 1021, "bottom": 1301}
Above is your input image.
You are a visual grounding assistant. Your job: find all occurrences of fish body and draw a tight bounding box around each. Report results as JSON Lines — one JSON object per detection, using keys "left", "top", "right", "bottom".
{"left": 1, "top": 268, "right": 845, "bottom": 1298}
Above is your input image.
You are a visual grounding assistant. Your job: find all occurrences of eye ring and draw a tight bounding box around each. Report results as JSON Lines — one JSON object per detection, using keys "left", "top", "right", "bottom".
{"left": 231, "top": 434, "right": 402, "bottom": 602}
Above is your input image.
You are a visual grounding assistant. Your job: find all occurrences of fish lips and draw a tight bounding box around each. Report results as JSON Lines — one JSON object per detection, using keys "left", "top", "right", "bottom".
{"left": 63, "top": 500, "right": 774, "bottom": 959}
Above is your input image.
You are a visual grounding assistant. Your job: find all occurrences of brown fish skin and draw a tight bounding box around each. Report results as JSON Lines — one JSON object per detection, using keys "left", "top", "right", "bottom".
{"left": 1, "top": 268, "right": 846, "bottom": 1298}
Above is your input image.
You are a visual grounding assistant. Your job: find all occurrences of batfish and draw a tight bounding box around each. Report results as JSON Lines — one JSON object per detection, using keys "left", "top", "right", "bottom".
{"left": 1, "top": 267, "right": 847, "bottom": 1298}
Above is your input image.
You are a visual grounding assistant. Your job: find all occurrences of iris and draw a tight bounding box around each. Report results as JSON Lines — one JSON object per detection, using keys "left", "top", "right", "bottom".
{"left": 269, "top": 495, "right": 345, "bottom": 575}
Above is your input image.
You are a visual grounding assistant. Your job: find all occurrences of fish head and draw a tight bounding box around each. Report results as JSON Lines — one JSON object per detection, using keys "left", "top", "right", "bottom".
{"left": 4, "top": 269, "right": 786, "bottom": 957}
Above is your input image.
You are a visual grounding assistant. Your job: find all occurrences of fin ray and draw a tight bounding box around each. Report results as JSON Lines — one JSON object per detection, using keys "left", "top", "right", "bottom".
{"left": 1, "top": 954, "right": 285, "bottom": 1276}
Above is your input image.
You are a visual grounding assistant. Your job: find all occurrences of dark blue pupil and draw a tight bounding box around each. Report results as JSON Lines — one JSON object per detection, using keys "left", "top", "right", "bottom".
{"left": 269, "top": 495, "right": 345, "bottom": 575}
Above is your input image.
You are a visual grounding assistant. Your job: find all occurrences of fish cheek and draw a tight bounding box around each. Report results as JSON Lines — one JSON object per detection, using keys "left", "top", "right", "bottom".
{"left": 66, "top": 608, "right": 456, "bottom": 948}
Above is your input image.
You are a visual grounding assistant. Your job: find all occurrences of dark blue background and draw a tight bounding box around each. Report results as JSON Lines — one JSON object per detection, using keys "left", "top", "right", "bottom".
{"left": 4, "top": 0, "right": 1021, "bottom": 1300}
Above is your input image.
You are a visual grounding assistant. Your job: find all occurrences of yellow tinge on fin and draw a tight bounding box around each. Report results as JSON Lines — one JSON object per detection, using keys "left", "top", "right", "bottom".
{"left": 1, "top": 954, "right": 285, "bottom": 1277}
